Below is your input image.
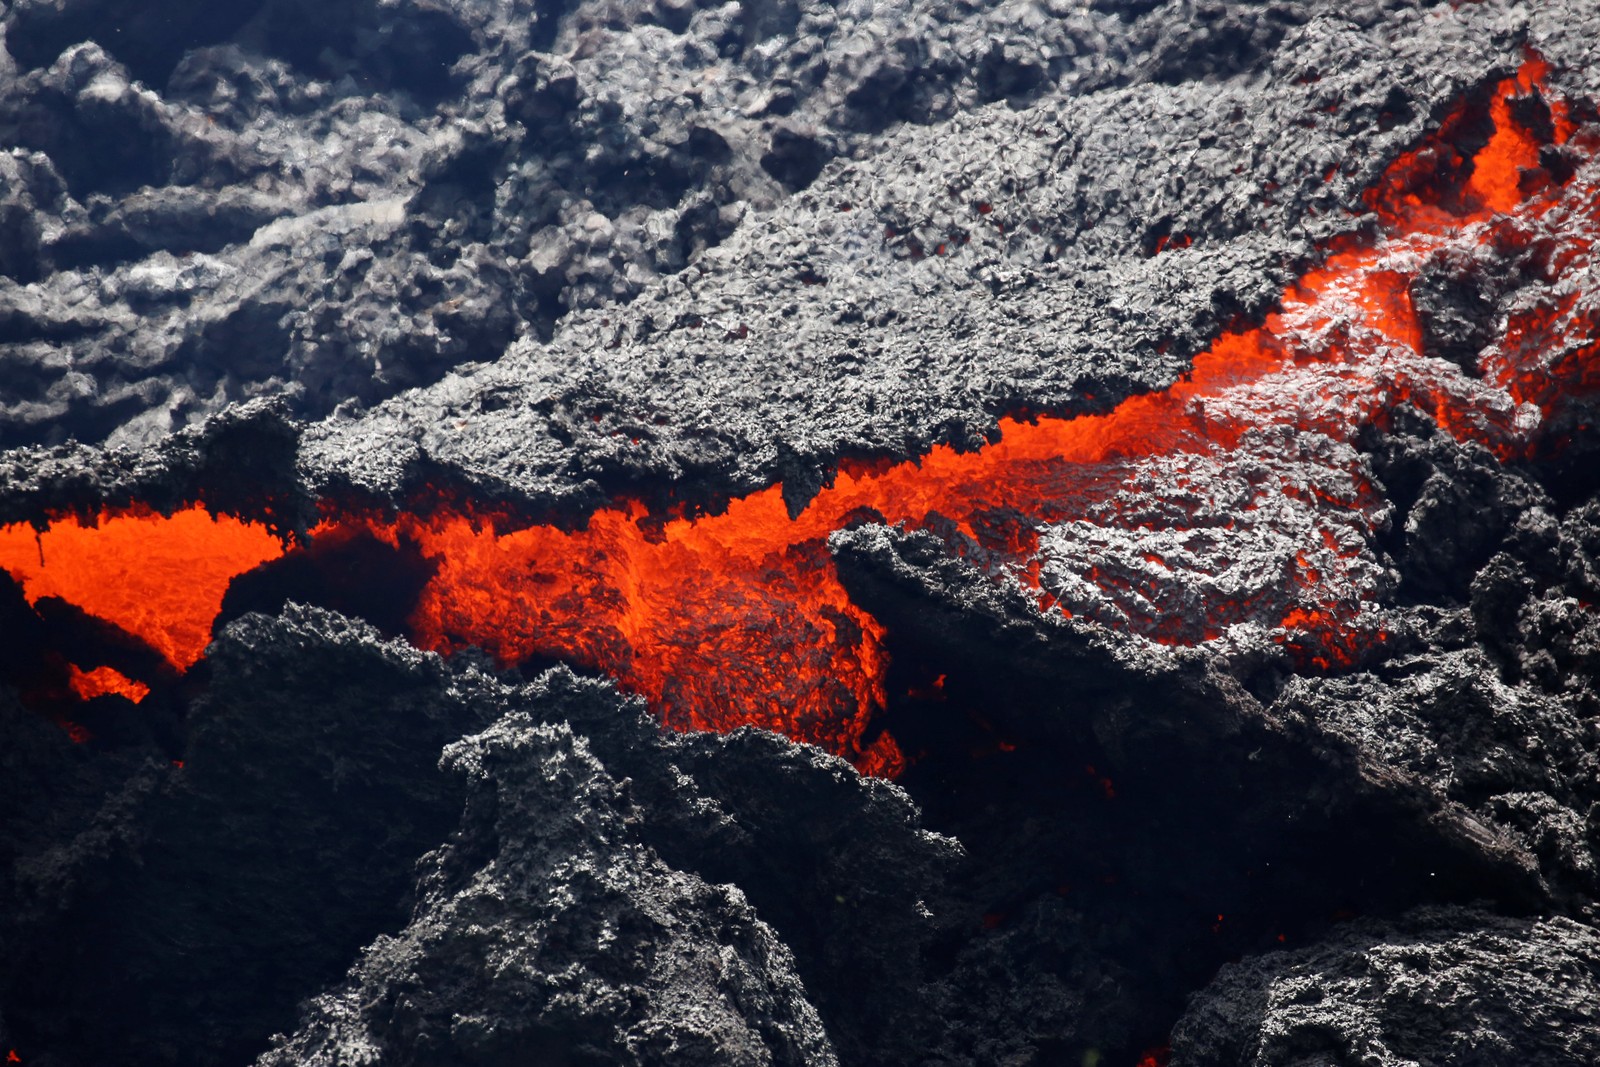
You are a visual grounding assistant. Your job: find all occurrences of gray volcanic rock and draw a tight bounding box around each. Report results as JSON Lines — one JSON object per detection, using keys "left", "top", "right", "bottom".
{"left": 0, "top": 34, "right": 457, "bottom": 447}
{"left": 5, "top": 0, "right": 1600, "bottom": 1065}
{"left": 1169, "top": 907, "right": 1600, "bottom": 1066}
{"left": 0, "top": 0, "right": 1584, "bottom": 489}
{"left": 0, "top": 395, "right": 308, "bottom": 529}
{"left": 0, "top": 682, "right": 163, "bottom": 1042}
{"left": 831, "top": 521, "right": 1594, "bottom": 906}
{"left": 1367, "top": 421, "right": 1552, "bottom": 604}
{"left": 1474, "top": 495, "right": 1600, "bottom": 695}
{"left": 0, "top": 602, "right": 974, "bottom": 1066}
{"left": 2, "top": 605, "right": 501, "bottom": 1066}
{"left": 258, "top": 710, "right": 841, "bottom": 1067}
{"left": 299, "top": 1, "right": 1526, "bottom": 510}
{"left": 0, "top": 0, "right": 1164, "bottom": 452}
{"left": 1272, "top": 650, "right": 1600, "bottom": 905}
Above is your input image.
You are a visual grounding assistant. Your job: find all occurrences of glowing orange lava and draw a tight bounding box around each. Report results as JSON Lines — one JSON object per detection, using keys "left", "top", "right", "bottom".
{"left": 1, "top": 56, "right": 1595, "bottom": 773}
{"left": 66, "top": 664, "right": 151, "bottom": 704}
{"left": 0, "top": 507, "right": 284, "bottom": 670}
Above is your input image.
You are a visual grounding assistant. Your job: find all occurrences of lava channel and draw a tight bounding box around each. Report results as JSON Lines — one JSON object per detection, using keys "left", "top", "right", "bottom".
{"left": 2, "top": 56, "right": 1597, "bottom": 775}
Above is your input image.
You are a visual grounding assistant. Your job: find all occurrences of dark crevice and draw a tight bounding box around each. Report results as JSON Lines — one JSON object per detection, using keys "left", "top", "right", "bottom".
{"left": 4, "top": 1, "right": 269, "bottom": 86}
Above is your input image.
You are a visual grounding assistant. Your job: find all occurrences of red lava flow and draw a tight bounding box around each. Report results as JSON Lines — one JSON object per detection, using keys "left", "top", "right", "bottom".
{"left": 1, "top": 56, "right": 1596, "bottom": 773}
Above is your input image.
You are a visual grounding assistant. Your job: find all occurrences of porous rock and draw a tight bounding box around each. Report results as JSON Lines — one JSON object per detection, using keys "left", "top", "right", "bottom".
{"left": 257, "top": 711, "right": 840, "bottom": 1067}
{"left": 1169, "top": 907, "right": 1600, "bottom": 1066}
{"left": 5, "top": 0, "right": 1600, "bottom": 1064}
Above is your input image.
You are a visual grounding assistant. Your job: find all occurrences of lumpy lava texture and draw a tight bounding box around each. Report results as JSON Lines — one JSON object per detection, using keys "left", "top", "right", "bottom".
{"left": 1, "top": 58, "right": 1596, "bottom": 773}
{"left": 0, "top": 508, "right": 285, "bottom": 672}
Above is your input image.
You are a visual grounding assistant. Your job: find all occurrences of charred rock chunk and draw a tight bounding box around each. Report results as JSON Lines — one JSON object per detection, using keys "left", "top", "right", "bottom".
{"left": 1368, "top": 423, "right": 1549, "bottom": 603}
{"left": 1, "top": 606, "right": 494, "bottom": 1067}
{"left": 259, "top": 709, "right": 840, "bottom": 1067}
{"left": 1170, "top": 908, "right": 1600, "bottom": 1066}
{"left": 4, "top": 0, "right": 265, "bottom": 88}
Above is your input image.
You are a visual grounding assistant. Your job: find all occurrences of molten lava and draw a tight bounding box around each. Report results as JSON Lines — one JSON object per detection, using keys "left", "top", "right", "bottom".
{"left": 66, "top": 665, "right": 151, "bottom": 704}
{"left": 1, "top": 56, "right": 1596, "bottom": 774}
{"left": 0, "top": 507, "right": 284, "bottom": 670}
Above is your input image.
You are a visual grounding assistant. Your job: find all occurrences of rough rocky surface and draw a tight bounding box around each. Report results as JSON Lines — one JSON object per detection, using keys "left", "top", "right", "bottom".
{"left": 1, "top": 605, "right": 499, "bottom": 1065}
{"left": 0, "top": 396, "right": 309, "bottom": 530}
{"left": 6, "top": 0, "right": 1600, "bottom": 1065}
{"left": 0, "top": 600, "right": 978, "bottom": 1066}
{"left": 257, "top": 703, "right": 841, "bottom": 1067}
{"left": 294, "top": 0, "right": 1539, "bottom": 511}
{"left": 1169, "top": 907, "right": 1600, "bottom": 1066}
{"left": 0, "top": 0, "right": 1583, "bottom": 494}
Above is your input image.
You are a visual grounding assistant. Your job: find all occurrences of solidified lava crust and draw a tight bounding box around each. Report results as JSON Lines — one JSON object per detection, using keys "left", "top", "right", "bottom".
{"left": 5, "top": 53, "right": 1599, "bottom": 770}
{"left": 6, "top": 2, "right": 1600, "bottom": 1066}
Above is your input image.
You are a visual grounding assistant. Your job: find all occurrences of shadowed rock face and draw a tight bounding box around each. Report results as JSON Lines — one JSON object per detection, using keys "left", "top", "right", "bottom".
{"left": 1170, "top": 907, "right": 1600, "bottom": 1066}
{"left": 258, "top": 699, "right": 844, "bottom": 1067}
{"left": 6, "top": 0, "right": 1600, "bottom": 1065}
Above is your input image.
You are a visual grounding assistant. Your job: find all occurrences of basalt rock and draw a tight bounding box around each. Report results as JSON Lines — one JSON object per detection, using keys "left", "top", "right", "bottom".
{"left": 0, "top": 0, "right": 1579, "bottom": 481}
{"left": 0, "top": 605, "right": 498, "bottom": 1066}
{"left": 0, "top": 396, "right": 308, "bottom": 531}
{"left": 5, "top": 0, "right": 1600, "bottom": 1064}
{"left": 256, "top": 710, "right": 842, "bottom": 1067}
{"left": 1169, "top": 907, "right": 1600, "bottom": 1066}
{"left": 0, "top": 602, "right": 974, "bottom": 1067}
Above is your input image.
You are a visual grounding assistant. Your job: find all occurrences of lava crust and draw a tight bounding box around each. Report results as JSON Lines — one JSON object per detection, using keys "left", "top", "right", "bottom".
{"left": 5, "top": 1, "right": 1600, "bottom": 1066}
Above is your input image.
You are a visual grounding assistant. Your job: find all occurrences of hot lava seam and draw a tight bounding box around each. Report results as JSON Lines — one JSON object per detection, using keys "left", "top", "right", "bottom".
{"left": 3, "top": 56, "right": 1597, "bottom": 775}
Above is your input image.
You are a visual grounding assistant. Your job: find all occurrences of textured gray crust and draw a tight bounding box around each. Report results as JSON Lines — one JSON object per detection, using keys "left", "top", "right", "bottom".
{"left": 294, "top": 1, "right": 1525, "bottom": 509}
{"left": 0, "top": 605, "right": 503, "bottom": 1065}
{"left": 0, "top": 0, "right": 1575, "bottom": 495}
{"left": 829, "top": 523, "right": 1577, "bottom": 906}
{"left": 259, "top": 709, "right": 841, "bottom": 1067}
{"left": 0, "top": 396, "right": 308, "bottom": 529}
{"left": 5, "top": 0, "right": 1600, "bottom": 1065}
{"left": 2, "top": 603, "right": 971, "bottom": 1066}
{"left": 1169, "top": 907, "right": 1600, "bottom": 1066}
